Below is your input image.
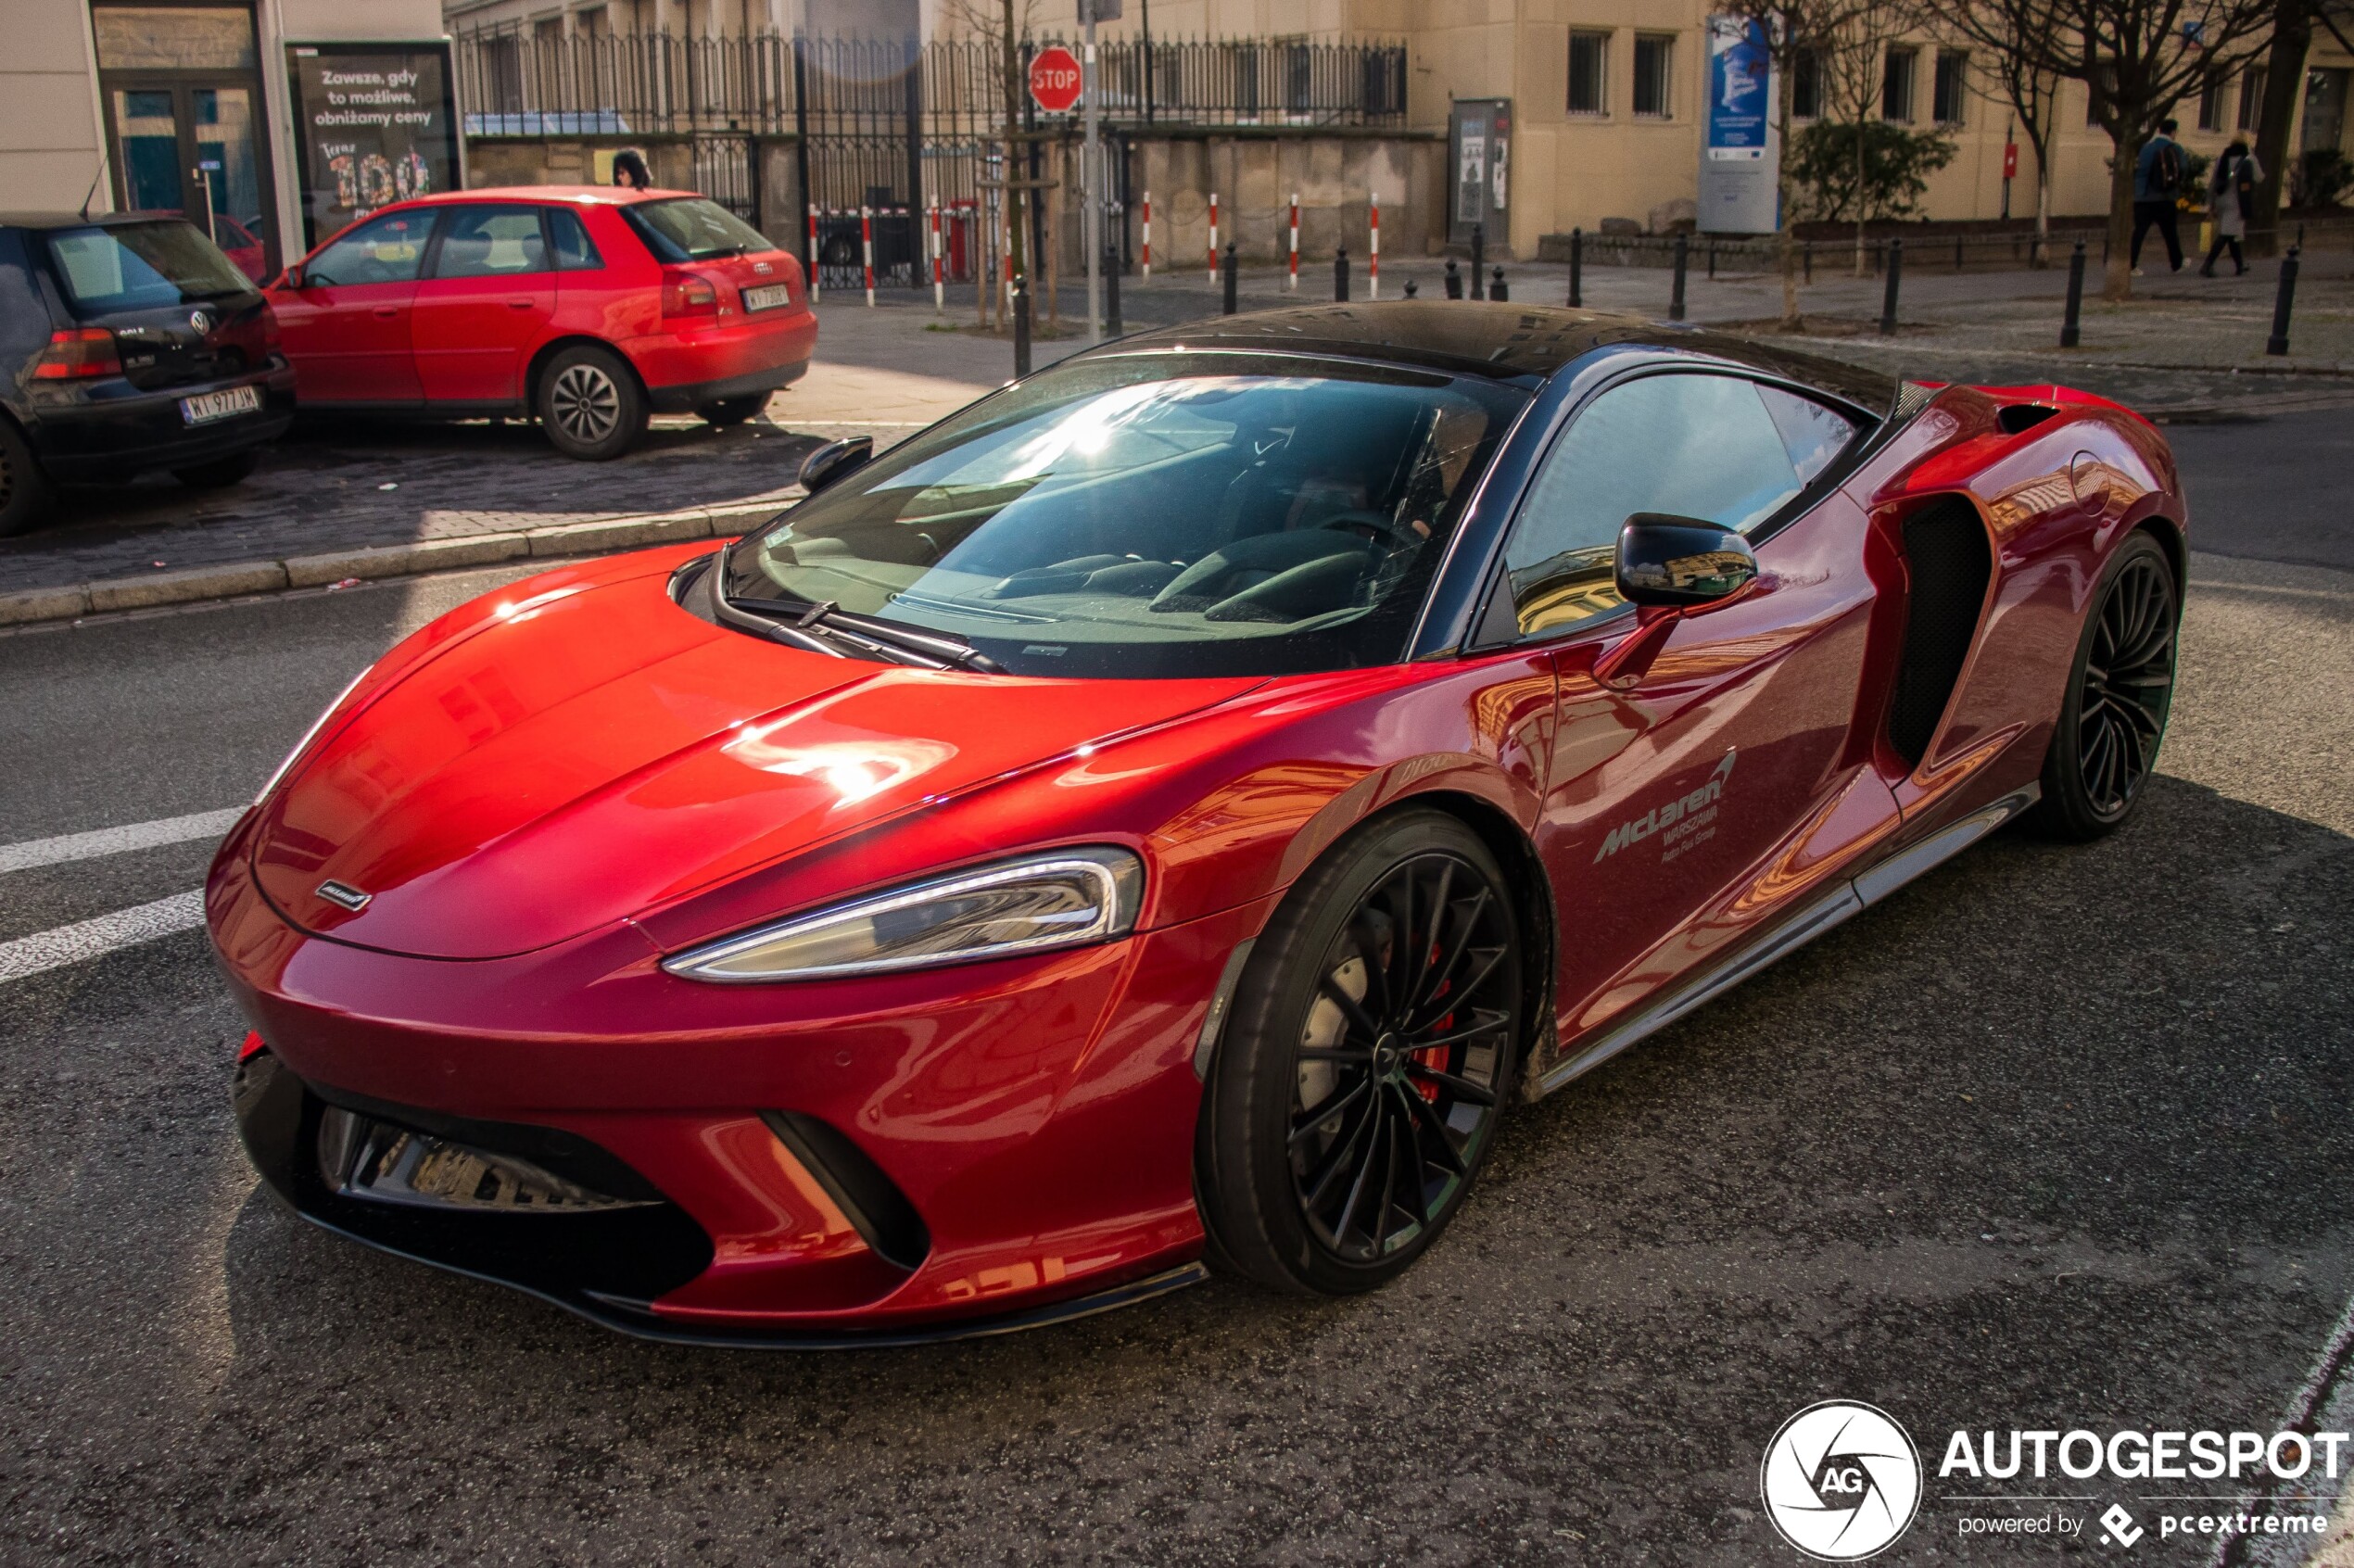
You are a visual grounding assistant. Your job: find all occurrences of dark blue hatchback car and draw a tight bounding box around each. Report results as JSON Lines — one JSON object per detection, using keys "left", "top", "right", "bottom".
{"left": 0, "top": 211, "right": 295, "bottom": 535}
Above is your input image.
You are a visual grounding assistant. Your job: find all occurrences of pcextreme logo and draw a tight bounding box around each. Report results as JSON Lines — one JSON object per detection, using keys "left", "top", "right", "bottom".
{"left": 1595, "top": 749, "right": 1737, "bottom": 864}
{"left": 1760, "top": 1401, "right": 1924, "bottom": 1561}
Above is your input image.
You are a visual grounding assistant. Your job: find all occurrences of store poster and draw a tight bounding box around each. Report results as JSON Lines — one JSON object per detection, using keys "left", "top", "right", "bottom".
{"left": 285, "top": 42, "right": 462, "bottom": 250}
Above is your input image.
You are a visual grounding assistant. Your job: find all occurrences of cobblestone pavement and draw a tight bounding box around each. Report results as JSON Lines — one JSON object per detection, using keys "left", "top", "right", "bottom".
{"left": 6, "top": 255, "right": 2346, "bottom": 599}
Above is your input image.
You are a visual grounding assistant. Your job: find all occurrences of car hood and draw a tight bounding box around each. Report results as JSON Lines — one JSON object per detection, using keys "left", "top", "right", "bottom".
{"left": 249, "top": 566, "right": 1259, "bottom": 959}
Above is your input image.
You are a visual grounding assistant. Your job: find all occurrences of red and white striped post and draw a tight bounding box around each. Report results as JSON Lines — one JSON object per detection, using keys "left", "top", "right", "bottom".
{"left": 805, "top": 204, "right": 821, "bottom": 302}
{"left": 929, "top": 196, "right": 943, "bottom": 311}
{"left": 1369, "top": 190, "right": 1380, "bottom": 299}
{"left": 1140, "top": 189, "right": 1151, "bottom": 277}
{"left": 860, "top": 206, "right": 876, "bottom": 306}
{"left": 1208, "top": 191, "right": 1218, "bottom": 282}
{"left": 1287, "top": 193, "right": 1299, "bottom": 290}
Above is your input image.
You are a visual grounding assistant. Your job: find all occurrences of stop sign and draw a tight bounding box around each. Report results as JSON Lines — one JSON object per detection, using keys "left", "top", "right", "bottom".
{"left": 1029, "top": 45, "right": 1082, "bottom": 113}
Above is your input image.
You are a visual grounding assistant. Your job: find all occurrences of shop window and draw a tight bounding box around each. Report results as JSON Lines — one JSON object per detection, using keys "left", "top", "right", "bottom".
{"left": 1933, "top": 51, "right": 1968, "bottom": 125}
{"left": 1569, "top": 31, "right": 1609, "bottom": 115}
{"left": 1633, "top": 34, "right": 1673, "bottom": 119}
{"left": 2239, "top": 67, "right": 2268, "bottom": 131}
{"left": 1883, "top": 47, "right": 1917, "bottom": 122}
{"left": 1791, "top": 49, "right": 1821, "bottom": 120}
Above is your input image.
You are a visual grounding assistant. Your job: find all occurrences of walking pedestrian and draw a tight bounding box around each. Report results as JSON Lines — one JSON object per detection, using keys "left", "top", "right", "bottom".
{"left": 612, "top": 148, "right": 653, "bottom": 192}
{"left": 2202, "top": 139, "right": 2263, "bottom": 276}
{"left": 2130, "top": 120, "right": 2186, "bottom": 275}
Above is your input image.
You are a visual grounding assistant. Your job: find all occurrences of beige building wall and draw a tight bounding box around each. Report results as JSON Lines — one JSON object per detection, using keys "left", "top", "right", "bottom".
{"left": 3, "top": 0, "right": 110, "bottom": 215}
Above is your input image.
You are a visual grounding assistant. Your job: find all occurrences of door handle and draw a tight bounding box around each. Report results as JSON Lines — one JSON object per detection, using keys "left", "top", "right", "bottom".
{"left": 372, "top": 306, "right": 399, "bottom": 319}
{"left": 507, "top": 297, "right": 535, "bottom": 309}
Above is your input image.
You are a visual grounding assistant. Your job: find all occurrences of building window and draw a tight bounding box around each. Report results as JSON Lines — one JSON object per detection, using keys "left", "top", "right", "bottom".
{"left": 1633, "top": 34, "right": 1673, "bottom": 118}
{"left": 2197, "top": 75, "right": 2224, "bottom": 131}
{"left": 1568, "top": 31, "right": 1609, "bottom": 115}
{"left": 1791, "top": 49, "right": 1820, "bottom": 119}
{"left": 2087, "top": 63, "right": 2115, "bottom": 125}
{"left": 1932, "top": 51, "right": 1968, "bottom": 124}
{"left": 2238, "top": 66, "right": 2268, "bottom": 131}
{"left": 1882, "top": 47, "right": 1917, "bottom": 122}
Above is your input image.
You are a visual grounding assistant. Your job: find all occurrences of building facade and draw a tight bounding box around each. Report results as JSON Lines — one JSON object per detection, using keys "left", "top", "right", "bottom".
{"left": 5, "top": 0, "right": 453, "bottom": 276}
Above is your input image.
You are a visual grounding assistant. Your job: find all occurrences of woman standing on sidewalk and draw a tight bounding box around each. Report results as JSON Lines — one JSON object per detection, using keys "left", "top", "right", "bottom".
{"left": 2203, "top": 141, "right": 2262, "bottom": 277}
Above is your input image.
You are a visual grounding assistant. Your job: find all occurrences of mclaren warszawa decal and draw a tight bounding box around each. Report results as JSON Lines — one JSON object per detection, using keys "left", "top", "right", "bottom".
{"left": 1597, "top": 750, "right": 1736, "bottom": 864}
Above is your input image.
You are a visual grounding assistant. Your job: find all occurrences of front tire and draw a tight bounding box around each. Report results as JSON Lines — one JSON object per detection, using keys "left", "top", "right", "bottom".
{"left": 538, "top": 345, "right": 646, "bottom": 461}
{"left": 1196, "top": 810, "right": 1522, "bottom": 1296}
{"left": 0, "top": 418, "right": 54, "bottom": 537}
{"left": 2030, "top": 530, "right": 2179, "bottom": 841}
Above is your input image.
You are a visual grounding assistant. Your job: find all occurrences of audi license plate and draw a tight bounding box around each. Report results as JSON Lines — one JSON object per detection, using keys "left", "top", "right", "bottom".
{"left": 180, "top": 385, "right": 262, "bottom": 426}
{"left": 742, "top": 284, "right": 793, "bottom": 312}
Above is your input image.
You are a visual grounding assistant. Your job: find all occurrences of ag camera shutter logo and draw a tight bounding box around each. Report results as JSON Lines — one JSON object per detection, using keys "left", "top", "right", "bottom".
{"left": 1761, "top": 1400, "right": 1923, "bottom": 1560}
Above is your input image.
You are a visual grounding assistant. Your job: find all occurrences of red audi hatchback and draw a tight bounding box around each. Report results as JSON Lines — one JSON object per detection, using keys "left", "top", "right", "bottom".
{"left": 267, "top": 187, "right": 816, "bottom": 459}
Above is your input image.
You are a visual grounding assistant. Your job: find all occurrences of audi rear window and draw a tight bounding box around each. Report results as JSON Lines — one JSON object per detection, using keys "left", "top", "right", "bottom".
{"left": 44, "top": 221, "right": 250, "bottom": 316}
{"left": 623, "top": 197, "right": 772, "bottom": 260}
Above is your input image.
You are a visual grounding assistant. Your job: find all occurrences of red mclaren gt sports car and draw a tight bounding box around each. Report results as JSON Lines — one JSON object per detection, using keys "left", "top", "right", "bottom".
{"left": 209, "top": 303, "right": 2184, "bottom": 1346}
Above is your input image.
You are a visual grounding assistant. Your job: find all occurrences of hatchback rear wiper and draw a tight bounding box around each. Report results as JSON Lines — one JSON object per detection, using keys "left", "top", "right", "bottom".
{"left": 729, "top": 592, "right": 1006, "bottom": 674}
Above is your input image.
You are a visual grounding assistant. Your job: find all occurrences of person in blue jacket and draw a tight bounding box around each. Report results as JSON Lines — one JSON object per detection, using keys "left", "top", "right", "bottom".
{"left": 2130, "top": 119, "right": 2186, "bottom": 274}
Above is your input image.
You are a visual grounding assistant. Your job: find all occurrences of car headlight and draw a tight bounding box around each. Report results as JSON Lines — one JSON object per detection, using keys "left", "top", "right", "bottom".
{"left": 662, "top": 846, "right": 1145, "bottom": 983}
{"left": 252, "top": 668, "right": 369, "bottom": 808}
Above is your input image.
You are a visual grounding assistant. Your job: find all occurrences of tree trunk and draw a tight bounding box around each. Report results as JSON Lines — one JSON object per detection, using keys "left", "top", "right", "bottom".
{"left": 1853, "top": 125, "right": 1867, "bottom": 277}
{"left": 2102, "top": 131, "right": 2139, "bottom": 301}
{"left": 1777, "top": 44, "right": 1800, "bottom": 329}
{"left": 2252, "top": 0, "right": 2312, "bottom": 256}
{"left": 1000, "top": 0, "right": 1027, "bottom": 332}
{"left": 2025, "top": 116, "right": 2052, "bottom": 267}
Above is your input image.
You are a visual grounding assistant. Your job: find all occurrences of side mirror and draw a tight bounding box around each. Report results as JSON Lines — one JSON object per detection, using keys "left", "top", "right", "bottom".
{"left": 798, "top": 435, "right": 874, "bottom": 494}
{"left": 1614, "top": 514, "right": 1757, "bottom": 608}
{"left": 277, "top": 263, "right": 302, "bottom": 290}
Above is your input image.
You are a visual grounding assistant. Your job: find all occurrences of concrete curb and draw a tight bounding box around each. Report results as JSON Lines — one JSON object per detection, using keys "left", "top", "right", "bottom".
{"left": 0, "top": 496, "right": 794, "bottom": 628}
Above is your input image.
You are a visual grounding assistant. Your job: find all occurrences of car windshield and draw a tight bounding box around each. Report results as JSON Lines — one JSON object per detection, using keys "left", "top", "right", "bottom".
{"left": 722, "top": 351, "right": 1529, "bottom": 678}
{"left": 44, "top": 221, "right": 251, "bottom": 315}
{"left": 625, "top": 197, "right": 772, "bottom": 259}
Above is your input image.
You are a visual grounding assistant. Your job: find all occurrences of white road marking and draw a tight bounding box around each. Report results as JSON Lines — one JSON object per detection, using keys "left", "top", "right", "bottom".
{"left": 0, "top": 808, "right": 243, "bottom": 876}
{"left": 2209, "top": 1279, "right": 2354, "bottom": 1567}
{"left": 0, "top": 891, "right": 209, "bottom": 985}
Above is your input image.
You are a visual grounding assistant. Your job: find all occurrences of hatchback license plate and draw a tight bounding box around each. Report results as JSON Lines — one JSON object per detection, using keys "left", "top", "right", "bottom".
{"left": 180, "top": 385, "right": 262, "bottom": 426}
{"left": 742, "top": 284, "right": 793, "bottom": 312}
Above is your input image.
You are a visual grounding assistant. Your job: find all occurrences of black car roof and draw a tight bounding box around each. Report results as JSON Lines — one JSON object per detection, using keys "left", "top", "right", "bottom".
{"left": 1099, "top": 300, "right": 1895, "bottom": 411}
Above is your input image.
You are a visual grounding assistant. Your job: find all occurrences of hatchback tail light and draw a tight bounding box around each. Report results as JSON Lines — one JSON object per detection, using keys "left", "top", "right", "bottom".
{"left": 661, "top": 267, "right": 721, "bottom": 322}
{"left": 33, "top": 327, "right": 122, "bottom": 380}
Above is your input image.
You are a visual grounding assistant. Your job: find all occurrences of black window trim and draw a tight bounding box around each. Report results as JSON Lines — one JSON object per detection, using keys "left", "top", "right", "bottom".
{"left": 310, "top": 204, "right": 443, "bottom": 287}
{"left": 422, "top": 200, "right": 555, "bottom": 283}
{"left": 1455, "top": 359, "right": 1881, "bottom": 654}
{"left": 540, "top": 201, "right": 607, "bottom": 272}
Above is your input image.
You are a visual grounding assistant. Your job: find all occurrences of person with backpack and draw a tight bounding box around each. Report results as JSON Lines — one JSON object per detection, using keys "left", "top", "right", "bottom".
{"left": 2131, "top": 118, "right": 2186, "bottom": 274}
{"left": 2202, "top": 139, "right": 2264, "bottom": 276}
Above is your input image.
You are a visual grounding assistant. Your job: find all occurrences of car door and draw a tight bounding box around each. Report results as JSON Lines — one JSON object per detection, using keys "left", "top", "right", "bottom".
{"left": 272, "top": 208, "right": 431, "bottom": 404}
{"left": 409, "top": 203, "right": 556, "bottom": 406}
{"left": 1496, "top": 368, "right": 1904, "bottom": 1052}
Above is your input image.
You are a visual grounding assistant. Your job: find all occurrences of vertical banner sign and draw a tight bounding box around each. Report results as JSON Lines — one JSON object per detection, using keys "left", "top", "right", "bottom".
{"left": 285, "top": 42, "right": 460, "bottom": 250}
{"left": 1698, "top": 18, "right": 1778, "bottom": 234}
{"left": 1449, "top": 99, "right": 1511, "bottom": 247}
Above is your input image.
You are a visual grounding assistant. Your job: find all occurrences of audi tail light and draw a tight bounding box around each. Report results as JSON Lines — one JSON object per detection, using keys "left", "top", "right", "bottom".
{"left": 661, "top": 268, "right": 720, "bottom": 321}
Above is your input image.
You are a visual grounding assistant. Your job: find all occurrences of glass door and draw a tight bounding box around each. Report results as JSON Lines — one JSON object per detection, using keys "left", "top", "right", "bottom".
{"left": 95, "top": 3, "right": 278, "bottom": 279}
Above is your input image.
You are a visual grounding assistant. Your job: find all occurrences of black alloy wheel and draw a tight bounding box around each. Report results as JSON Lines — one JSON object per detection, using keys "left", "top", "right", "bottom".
{"left": 0, "top": 416, "right": 54, "bottom": 537}
{"left": 538, "top": 345, "right": 647, "bottom": 461}
{"left": 1197, "top": 810, "right": 1521, "bottom": 1295}
{"left": 2032, "top": 530, "right": 2178, "bottom": 840}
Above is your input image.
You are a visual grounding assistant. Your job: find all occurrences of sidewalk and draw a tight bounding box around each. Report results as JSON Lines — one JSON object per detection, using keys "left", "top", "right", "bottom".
{"left": 5, "top": 257, "right": 2346, "bottom": 624}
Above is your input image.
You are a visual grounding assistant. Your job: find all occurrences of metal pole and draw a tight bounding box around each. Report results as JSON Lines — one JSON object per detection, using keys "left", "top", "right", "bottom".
{"left": 1013, "top": 272, "right": 1031, "bottom": 375}
{"left": 1141, "top": 187, "right": 1150, "bottom": 277}
{"left": 1082, "top": 10, "right": 1100, "bottom": 345}
{"left": 1469, "top": 222, "right": 1484, "bottom": 299}
{"left": 2266, "top": 245, "right": 2300, "bottom": 357}
{"left": 1335, "top": 246, "right": 1349, "bottom": 301}
{"left": 1105, "top": 243, "right": 1121, "bottom": 335}
{"left": 1287, "top": 191, "right": 1298, "bottom": 290}
{"left": 1221, "top": 242, "right": 1236, "bottom": 313}
{"left": 1879, "top": 238, "right": 1902, "bottom": 335}
{"left": 1208, "top": 190, "right": 1218, "bottom": 282}
{"left": 861, "top": 205, "right": 875, "bottom": 307}
{"left": 806, "top": 203, "right": 821, "bottom": 302}
{"left": 1670, "top": 233, "right": 1688, "bottom": 321}
{"left": 1368, "top": 188, "right": 1380, "bottom": 298}
{"left": 930, "top": 196, "right": 943, "bottom": 312}
{"left": 1569, "top": 226, "right": 1582, "bottom": 307}
{"left": 2060, "top": 239, "right": 2085, "bottom": 348}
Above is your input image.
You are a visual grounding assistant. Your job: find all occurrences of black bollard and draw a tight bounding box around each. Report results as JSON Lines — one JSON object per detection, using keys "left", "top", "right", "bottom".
{"left": 1803, "top": 239, "right": 1814, "bottom": 284}
{"left": 1403, "top": 277, "right": 1418, "bottom": 298}
{"left": 1670, "top": 233, "right": 1688, "bottom": 321}
{"left": 1444, "top": 259, "right": 1462, "bottom": 298}
{"left": 1221, "top": 243, "right": 1237, "bottom": 315}
{"left": 1489, "top": 266, "right": 1507, "bottom": 302}
{"left": 1707, "top": 237, "right": 1716, "bottom": 280}
{"left": 1569, "top": 226, "right": 1582, "bottom": 308}
{"left": 2059, "top": 240, "right": 2085, "bottom": 348}
{"left": 1104, "top": 246, "right": 1121, "bottom": 336}
{"left": 1470, "top": 223, "right": 1485, "bottom": 299}
{"left": 1335, "top": 247, "right": 1350, "bottom": 301}
{"left": 2266, "top": 245, "right": 2300, "bottom": 356}
{"left": 1013, "top": 274, "right": 1031, "bottom": 376}
{"left": 1879, "top": 238, "right": 1903, "bottom": 335}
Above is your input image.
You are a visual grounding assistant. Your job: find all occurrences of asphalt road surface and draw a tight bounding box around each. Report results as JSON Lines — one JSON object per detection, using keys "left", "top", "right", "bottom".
{"left": 2, "top": 413, "right": 2349, "bottom": 1566}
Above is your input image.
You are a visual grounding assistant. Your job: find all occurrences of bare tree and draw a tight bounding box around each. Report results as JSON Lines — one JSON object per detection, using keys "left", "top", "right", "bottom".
{"left": 2251, "top": 0, "right": 2354, "bottom": 247}
{"left": 944, "top": 0, "right": 1041, "bottom": 331}
{"left": 1948, "top": 0, "right": 2273, "bottom": 299}
{"left": 1814, "top": 2, "right": 1917, "bottom": 275}
{"left": 1929, "top": 0, "right": 2069, "bottom": 262}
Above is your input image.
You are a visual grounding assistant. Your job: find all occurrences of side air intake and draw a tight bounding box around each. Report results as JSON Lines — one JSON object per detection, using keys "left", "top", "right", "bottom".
{"left": 1888, "top": 498, "right": 1993, "bottom": 767}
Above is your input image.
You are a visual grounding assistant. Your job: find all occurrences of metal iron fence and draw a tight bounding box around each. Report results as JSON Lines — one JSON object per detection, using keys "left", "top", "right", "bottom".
{"left": 453, "top": 29, "right": 1409, "bottom": 136}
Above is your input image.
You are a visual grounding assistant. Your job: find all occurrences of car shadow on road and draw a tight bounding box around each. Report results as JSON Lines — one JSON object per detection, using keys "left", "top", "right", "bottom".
{"left": 184, "top": 771, "right": 2354, "bottom": 1559}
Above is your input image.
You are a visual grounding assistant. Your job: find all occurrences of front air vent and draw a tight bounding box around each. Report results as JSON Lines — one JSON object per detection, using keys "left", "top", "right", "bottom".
{"left": 1997, "top": 403, "right": 2059, "bottom": 435}
{"left": 762, "top": 1111, "right": 931, "bottom": 1271}
{"left": 1888, "top": 498, "right": 1993, "bottom": 767}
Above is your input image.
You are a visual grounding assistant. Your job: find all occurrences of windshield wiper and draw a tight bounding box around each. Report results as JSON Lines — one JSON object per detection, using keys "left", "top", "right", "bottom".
{"left": 729, "top": 592, "right": 1005, "bottom": 674}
